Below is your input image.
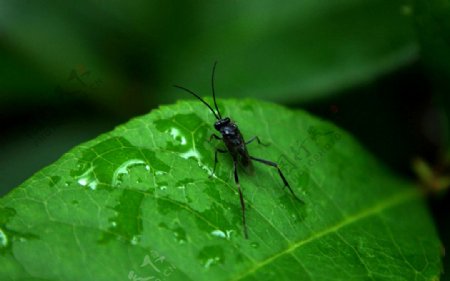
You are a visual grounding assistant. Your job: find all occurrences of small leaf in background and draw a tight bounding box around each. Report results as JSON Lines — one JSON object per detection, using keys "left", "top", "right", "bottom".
{"left": 414, "top": 1, "right": 450, "bottom": 277}
{"left": 0, "top": 100, "right": 442, "bottom": 280}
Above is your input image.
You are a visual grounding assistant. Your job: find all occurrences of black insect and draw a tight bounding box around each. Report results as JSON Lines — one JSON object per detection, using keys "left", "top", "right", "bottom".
{"left": 174, "top": 62, "right": 302, "bottom": 238}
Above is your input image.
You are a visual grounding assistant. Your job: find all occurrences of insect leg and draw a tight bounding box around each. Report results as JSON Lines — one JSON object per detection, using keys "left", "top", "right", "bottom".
{"left": 246, "top": 136, "right": 269, "bottom": 146}
{"left": 233, "top": 159, "right": 249, "bottom": 239}
{"left": 210, "top": 148, "right": 227, "bottom": 177}
{"left": 249, "top": 156, "right": 303, "bottom": 203}
{"left": 209, "top": 134, "right": 222, "bottom": 142}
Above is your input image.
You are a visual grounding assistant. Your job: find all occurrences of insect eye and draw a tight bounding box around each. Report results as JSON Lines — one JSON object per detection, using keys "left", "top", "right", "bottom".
{"left": 214, "top": 121, "right": 221, "bottom": 130}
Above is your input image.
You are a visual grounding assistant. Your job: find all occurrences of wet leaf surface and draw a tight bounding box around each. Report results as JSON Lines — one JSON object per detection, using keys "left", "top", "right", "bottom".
{"left": 0, "top": 99, "right": 442, "bottom": 280}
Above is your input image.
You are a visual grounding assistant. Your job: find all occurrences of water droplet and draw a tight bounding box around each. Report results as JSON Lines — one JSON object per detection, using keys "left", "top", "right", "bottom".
{"left": 130, "top": 235, "right": 140, "bottom": 245}
{"left": 159, "top": 185, "right": 168, "bottom": 191}
{"left": 169, "top": 127, "right": 187, "bottom": 145}
{"left": 78, "top": 179, "right": 88, "bottom": 186}
{"left": 49, "top": 176, "right": 61, "bottom": 187}
{"left": 173, "top": 227, "right": 187, "bottom": 244}
{"left": 198, "top": 246, "right": 225, "bottom": 269}
{"left": 76, "top": 165, "right": 98, "bottom": 190}
{"left": 145, "top": 165, "right": 150, "bottom": 171}
{"left": 204, "top": 257, "right": 221, "bottom": 269}
{"left": 0, "top": 228, "right": 8, "bottom": 248}
{"left": 112, "top": 159, "right": 147, "bottom": 187}
{"left": 211, "top": 230, "right": 225, "bottom": 238}
{"left": 211, "top": 229, "right": 233, "bottom": 240}
{"left": 180, "top": 148, "right": 201, "bottom": 160}
{"left": 250, "top": 242, "right": 260, "bottom": 249}
{"left": 179, "top": 149, "right": 214, "bottom": 174}
{"left": 99, "top": 189, "right": 145, "bottom": 245}
{"left": 89, "top": 182, "right": 98, "bottom": 190}
{"left": 158, "top": 223, "right": 187, "bottom": 244}
{"left": 72, "top": 137, "right": 170, "bottom": 193}
{"left": 155, "top": 171, "right": 166, "bottom": 176}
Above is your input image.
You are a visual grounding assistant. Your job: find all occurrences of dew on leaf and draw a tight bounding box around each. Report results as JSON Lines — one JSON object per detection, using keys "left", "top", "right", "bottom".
{"left": 0, "top": 100, "right": 443, "bottom": 280}
{"left": 198, "top": 246, "right": 225, "bottom": 269}
{"left": 76, "top": 165, "right": 98, "bottom": 190}
{"left": 180, "top": 148, "right": 201, "bottom": 160}
{"left": 173, "top": 227, "right": 187, "bottom": 244}
{"left": 71, "top": 137, "right": 169, "bottom": 191}
{"left": 180, "top": 148, "right": 213, "bottom": 175}
{"left": 99, "top": 189, "right": 144, "bottom": 244}
{"left": 0, "top": 227, "right": 8, "bottom": 248}
{"left": 155, "top": 113, "right": 204, "bottom": 134}
{"left": 210, "top": 229, "right": 233, "bottom": 240}
{"left": 154, "top": 114, "right": 213, "bottom": 175}
{"left": 169, "top": 127, "right": 187, "bottom": 145}
{"left": 49, "top": 176, "right": 61, "bottom": 187}
{"left": 130, "top": 235, "right": 141, "bottom": 245}
{"left": 111, "top": 159, "right": 147, "bottom": 187}
{"left": 175, "top": 179, "right": 194, "bottom": 188}
{"left": 211, "top": 230, "right": 226, "bottom": 238}
{"left": 159, "top": 223, "right": 188, "bottom": 244}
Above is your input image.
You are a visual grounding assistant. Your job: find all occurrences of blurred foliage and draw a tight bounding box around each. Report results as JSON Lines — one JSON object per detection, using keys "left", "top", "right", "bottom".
{"left": 414, "top": 0, "right": 450, "bottom": 92}
{"left": 413, "top": 0, "right": 450, "bottom": 278}
{"left": 414, "top": 0, "right": 450, "bottom": 170}
{"left": 1, "top": 0, "right": 418, "bottom": 114}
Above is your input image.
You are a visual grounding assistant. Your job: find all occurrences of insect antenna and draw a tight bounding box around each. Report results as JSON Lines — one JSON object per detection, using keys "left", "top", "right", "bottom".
{"left": 211, "top": 61, "right": 222, "bottom": 119}
{"left": 173, "top": 85, "right": 220, "bottom": 120}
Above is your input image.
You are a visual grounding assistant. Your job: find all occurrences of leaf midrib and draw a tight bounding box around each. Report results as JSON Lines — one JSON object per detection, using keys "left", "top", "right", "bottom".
{"left": 231, "top": 188, "right": 421, "bottom": 281}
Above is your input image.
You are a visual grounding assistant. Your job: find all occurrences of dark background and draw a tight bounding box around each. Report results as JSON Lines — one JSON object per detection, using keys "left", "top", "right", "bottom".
{"left": 0, "top": 0, "right": 449, "bottom": 278}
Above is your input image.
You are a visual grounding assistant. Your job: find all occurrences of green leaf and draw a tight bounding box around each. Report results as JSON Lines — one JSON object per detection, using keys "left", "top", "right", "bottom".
{"left": 0, "top": 99, "right": 442, "bottom": 280}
